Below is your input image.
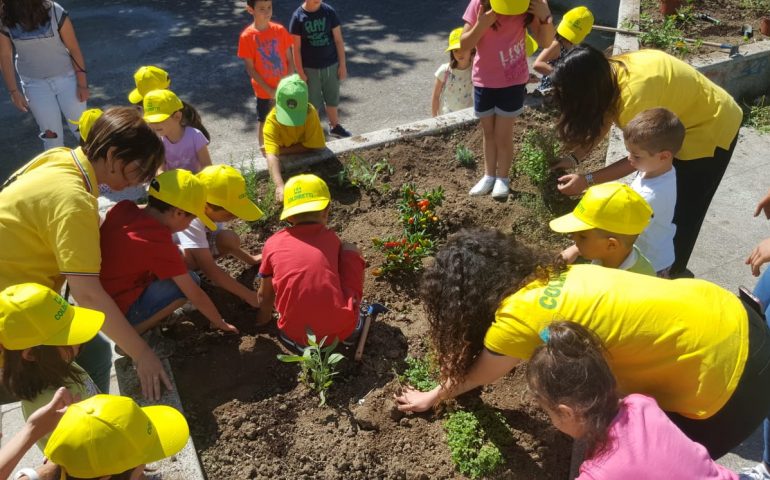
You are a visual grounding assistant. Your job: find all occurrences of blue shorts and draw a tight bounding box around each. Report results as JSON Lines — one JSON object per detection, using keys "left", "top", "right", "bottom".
{"left": 257, "top": 98, "right": 273, "bottom": 123}
{"left": 473, "top": 84, "right": 526, "bottom": 118}
{"left": 126, "top": 272, "right": 200, "bottom": 326}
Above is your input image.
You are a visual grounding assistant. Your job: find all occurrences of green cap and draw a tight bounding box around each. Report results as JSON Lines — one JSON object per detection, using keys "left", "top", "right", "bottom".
{"left": 275, "top": 74, "right": 309, "bottom": 127}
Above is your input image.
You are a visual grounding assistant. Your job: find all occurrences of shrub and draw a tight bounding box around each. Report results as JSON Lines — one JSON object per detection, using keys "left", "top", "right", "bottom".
{"left": 455, "top": 144, "right": 476, "bottom": 167}
{"left": 514, "top": 130, "right": 561, "bottom": 187}
{"left": 277, "top": 331, "right": 344, "bottom": 406}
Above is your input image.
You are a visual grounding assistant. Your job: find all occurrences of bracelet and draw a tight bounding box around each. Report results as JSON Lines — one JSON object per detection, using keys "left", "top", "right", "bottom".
{"left": 13, "top": 468, "right": 40, "bottom": 480}
{"left": 585, "top": 173, "right": 595, "bottom": 186}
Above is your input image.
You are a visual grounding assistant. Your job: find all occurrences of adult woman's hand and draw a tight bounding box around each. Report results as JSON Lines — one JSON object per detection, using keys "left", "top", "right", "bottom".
{"left": 395, "top": 386, "right": 442, "bottom": 413}
{"left": 557, "top": 173, "right": 588, "bottom": 195}
{"left": 134, "top": 346, "right": 173, "bottom": 400}
{"left": 9, "top": 90, "right": 29, "bottom": 112}
{"left": 747, "top": 238, "right": 770, "bottom": 277}
{"left": 754, "top": 189, "right": 770, "bottom": 219}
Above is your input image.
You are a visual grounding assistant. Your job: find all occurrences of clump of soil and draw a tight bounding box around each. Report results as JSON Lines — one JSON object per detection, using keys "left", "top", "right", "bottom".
{"left": 168, "top": 110, "right": 606, "bottom": 479}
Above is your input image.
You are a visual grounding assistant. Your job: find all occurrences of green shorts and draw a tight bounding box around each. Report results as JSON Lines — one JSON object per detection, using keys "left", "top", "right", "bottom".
{"left": 304, "top": 63, "right": 340, "bottom": 111}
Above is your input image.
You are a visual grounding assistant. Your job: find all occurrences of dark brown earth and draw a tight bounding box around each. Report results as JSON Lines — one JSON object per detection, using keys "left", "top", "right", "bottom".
{"left": 167, "top": 109, "right": 607, "bottom": 480}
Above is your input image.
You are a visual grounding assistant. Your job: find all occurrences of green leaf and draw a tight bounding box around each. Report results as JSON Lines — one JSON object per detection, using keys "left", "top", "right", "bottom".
{"left": 277, "top": 354, "right": 303, "bottom": 363}
{"left": 328, "top": 353, "right": 345, "bottom": 364}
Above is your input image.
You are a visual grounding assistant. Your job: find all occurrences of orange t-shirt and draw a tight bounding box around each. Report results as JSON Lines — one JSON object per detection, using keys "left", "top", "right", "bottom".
{"left": 237, "top": 21, "right": 293, "bottom": 99}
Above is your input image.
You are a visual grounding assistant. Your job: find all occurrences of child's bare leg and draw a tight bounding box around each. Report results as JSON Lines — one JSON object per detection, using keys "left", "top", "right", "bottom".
{"left": 480, "top": 116, "right": 498, "bottom": 176}
{"left": 326, "top": 105, "right": 340, "bottom": 127}
{"left": 257, "top": 121, "right": 265, "bottom": 148}
{"left": 133, "top": 298, "right": 187, "bottom": 335}
{"left": 494, "top": 115, "right": 515, "bottom": 177}
{"left": 215, "top": 229, "right": 261, "bottom": 265}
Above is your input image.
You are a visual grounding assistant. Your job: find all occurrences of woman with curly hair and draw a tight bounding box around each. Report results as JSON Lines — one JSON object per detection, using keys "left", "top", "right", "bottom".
{"left": 396, "top": 228, "right": 770, "bottom": 460}
{"left": 550, "top": 45, "right": 742, "bottom": 278}
{"left": 0, "top": 0, "right": 89, "bottom": 150}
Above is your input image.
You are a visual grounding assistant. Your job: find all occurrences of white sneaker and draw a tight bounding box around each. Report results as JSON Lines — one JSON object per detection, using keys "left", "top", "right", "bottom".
{"left": 741, "top": 463, "right": 770, "bottom": 480}
{"left": 469, "top": 176, "right": 495, "bottom": 196}
{"left": 491, "top": 178, "right": 510, "bottom": 199}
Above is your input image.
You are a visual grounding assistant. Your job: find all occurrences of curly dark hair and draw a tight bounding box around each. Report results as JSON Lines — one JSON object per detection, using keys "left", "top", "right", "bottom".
{"left": 420, "top": 228, "right": 562, "bottom": 390}
{"left": 551, "top": 44, "right": 623, "bottom": 152}
{"left": 0, "top": 0, "right": 51, "bottom": 31}
{"left": 526, "top": 321, "right": 619, "bottom": 458}
{"left": 2, "top": 345, "right": 83, "bottom": 401}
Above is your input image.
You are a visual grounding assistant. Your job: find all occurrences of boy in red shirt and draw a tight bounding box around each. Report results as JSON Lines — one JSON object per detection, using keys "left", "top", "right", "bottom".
{"left": 100, "top": 169, "right": 238, "bottom": 336}
{"left": 237, "top": 0, "right": 295, "bottom": 147}
{"left": 257, "top": 174, "right": 364, "bottom": 348}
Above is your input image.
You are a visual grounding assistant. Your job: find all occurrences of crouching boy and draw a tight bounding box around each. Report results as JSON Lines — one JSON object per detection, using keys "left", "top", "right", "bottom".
{"left": 257, "top": 174, "right": 364, "bottom": 349}
{"left": 100, "top": 169, "right": 238, "bottom": 335}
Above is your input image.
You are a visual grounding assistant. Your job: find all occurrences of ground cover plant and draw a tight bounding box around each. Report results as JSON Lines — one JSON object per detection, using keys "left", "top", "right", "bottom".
{"left": 166, "top": 113, "right": 607, "bottom": 479}
{"left": 401, "top": 354, "right": 440, "bottom": 392}
{"left": 444, "top": 409, "right": 512, "bottom": 479}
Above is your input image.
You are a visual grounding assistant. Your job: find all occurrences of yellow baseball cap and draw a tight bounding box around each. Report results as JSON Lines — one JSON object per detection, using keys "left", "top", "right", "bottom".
{"left": 128, "top": 65, "right": 171, "bottom": 104}
{"left": 67, "top": 108, "right": 103, "bottom": 142}
{"left": 143, "top": 89, "right": 184, "bottom": 124}
{"left": 490, "top": 0, "right": 530, "bottom": 15}
{"left": 275, "top": 74, "right": 309, "bottom": 127}
{"left": 0, "top": 283, "right": 104, "bottom": 350}
{"left": 445, "top": 27, "right": 464, "bottom": 52}
{"left": 197, "top": 165, "right": 264, "bottom": 221}
{"left": 549, "top": 182, "right": 653, "bottom": 235}
{"left": 45, "top": 394, "right": 189, "bottom": 478}
{"left": 525, "top": 32, "right": 538, "bottom": 56}
{"left": 280, "top": 174, "right": 330, "bottom": 220}
{"left": 148, "top": 169, "right": 217, "bottom": 230}
{"left": 557, "top": 6, "right": 594, "bottom": 45}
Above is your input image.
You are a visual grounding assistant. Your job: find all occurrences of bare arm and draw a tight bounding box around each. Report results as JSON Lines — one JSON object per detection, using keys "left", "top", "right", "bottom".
{"left": 243, "top": 58, "right": 275, "bottom": 98}
{"left": 292, "top": 35, "right": 306, "bottom": 81}
{"left": 172, "top": 273, "right": 238, "bottom": 333}
{"left": 186, "top": 248, "right": 260, "bottom": 307}
{"left": 0, "top": 34, "right": 27, "bottom": 112}
{"left": 526, "top": 0, "right": 555, "bottom": 50}
{"left": 266, "top": 152, "right": 285, "bottom": 201}
{"left": 286, "top": 45, "right": 296, "bottom": 75}
{"left": 460, "top": 7, "right": 497, "bottom": 52}
{"left": 195, "top": 145, "right": 212, "bottom": 169}
{"left": 65, "top": 275, "right": 171, "bottom": 400}
{"left": 557, "top": 157, "right": 635, "bottom": 196}
{"left": 395, "top": 349, "right": 521, "bottom": 412}
{"left": 59, "top": 17, "right": 88, "bottom": 102}
{"left": 332, "top": 26, "right": 347, "bottom": 81}
{"left": 533, "top": 40, "right": 561, "bottom": 76}
{"left": 257, "top": 276, "right": 275, "bottom": 326}
{"left": 431, "top": 77, "right": 443, "bottom": 117}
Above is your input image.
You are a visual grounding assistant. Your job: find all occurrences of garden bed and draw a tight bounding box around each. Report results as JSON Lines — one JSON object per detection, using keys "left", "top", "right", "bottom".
{"left": 166, "top": 110, "right": 607, "bottom": 480}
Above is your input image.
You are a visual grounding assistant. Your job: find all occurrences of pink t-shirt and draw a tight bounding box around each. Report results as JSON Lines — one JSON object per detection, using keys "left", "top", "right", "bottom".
{"left": 462, "top": 0, "right": 529, "bottom": 88}
{"left": 162, "top": 126, "right": 209, "bottom": 173}
{"left": 577, "top": 394, "right": 737, "bottom": 480}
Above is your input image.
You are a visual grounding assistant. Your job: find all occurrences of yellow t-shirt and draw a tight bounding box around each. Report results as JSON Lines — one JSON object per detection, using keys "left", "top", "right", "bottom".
{"left": 484, "top": 264, "right": 748, "bottom": 419}
{"left": 614, "top": 49, "right": 742, "bottom": 160}
{"left": 0, "top": 147, "right": 101, "bottom": 291}
{"left": 262, "top": 104, "right": 326, "bottom": 155}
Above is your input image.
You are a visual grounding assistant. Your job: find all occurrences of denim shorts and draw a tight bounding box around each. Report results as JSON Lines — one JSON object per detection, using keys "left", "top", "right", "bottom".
{"left": 257, "top": 98, "right": 273, "bottom": 123}
{"left": 473, "top": 84, "right": 526, "bottom": 118}
{"left": 126, "top": 272, "right": 200, "bottom": 326}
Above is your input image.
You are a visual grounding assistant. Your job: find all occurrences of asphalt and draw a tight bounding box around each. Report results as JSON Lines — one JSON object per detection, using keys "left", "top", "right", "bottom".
{"left": 0, "top": 0, "right": 769, "bottom": 477}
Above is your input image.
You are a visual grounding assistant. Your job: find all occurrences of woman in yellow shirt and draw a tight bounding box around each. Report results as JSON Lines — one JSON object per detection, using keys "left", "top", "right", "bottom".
{"left": 550, "top": 45, "right": 742, "bottom": 278}
{"left": 0, "top": 107, "right": 171, "bottom": 400}
{"left": 396, "top": 229, "right": 770, "bottom": 459}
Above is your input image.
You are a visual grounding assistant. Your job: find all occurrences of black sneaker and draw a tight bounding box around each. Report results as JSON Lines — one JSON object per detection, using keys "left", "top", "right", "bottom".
{"left": 329, "top": 124, "right": 352, "bottom": 138}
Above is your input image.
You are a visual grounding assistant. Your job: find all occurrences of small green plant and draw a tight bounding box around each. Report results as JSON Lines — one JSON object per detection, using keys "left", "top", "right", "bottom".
{"left": 744, "top": 96, "right": 770, "bottom": 134}
{"left": 336, "top": 155, "right": 393, "bottom": 192}
{"left": 633, "top": 13, "right": 694, "bottom": 56}
{"left": 277, "top": 331, "right": 344, "bottom": 406}
{"left": 514, "top": 130, "right": 561, "bottom": 187}
{"left": 455, "top": 144, "right": 476, "bottom": 167}
{"left": 240, "top": 163, "right": 279, "bottom": 223}
{"left": 444, "top": 409, "right": 511, "bottom": 479}
{"left": 401, "top": 354, "right": 439, "bottom": 391}
{"left": 740, "top": 0, "right": 770, "bottom": 13}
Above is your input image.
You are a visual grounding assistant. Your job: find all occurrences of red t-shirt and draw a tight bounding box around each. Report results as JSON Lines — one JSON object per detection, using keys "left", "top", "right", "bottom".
{"left": 259, "top": 223, "right": 364, "bottom": 345}
{"left": 237, "top": 21, "right": 293, "bottom": 99}
{"left": 99, "top": 201, "right": 188, "bottom": 313}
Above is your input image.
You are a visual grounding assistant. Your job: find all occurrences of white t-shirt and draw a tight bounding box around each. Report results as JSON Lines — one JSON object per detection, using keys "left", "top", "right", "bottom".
{"left": 631, "top": 168, "right": 677, "bottom": 271}
{"left": 174, "top": 218, "right": 224, "bottom": 250}
{"left": 434, "top": 63, "right": 473, "bottom": 115}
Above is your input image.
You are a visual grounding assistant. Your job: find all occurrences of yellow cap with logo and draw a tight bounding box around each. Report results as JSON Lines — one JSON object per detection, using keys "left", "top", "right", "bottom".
{"left": 148, "top": 169, "right": 217, "bottom": 230}
{"left": 281, "top": 174, "right": 330, "bottom": 220}
{"left": 143, "top": 89, "right": 183, "bottom": 124}
{"left": 68, "top": 108, "right": 103, "bottom": 142}
{"left": 490, "top": 0, "right": 530, "bottom": 15}
{"left": 525, "top": 32, "right": 538, "bottom": 56}
{"left": 557, "top": 6, "right": 594, "bottom": 45}
{"left": 45, "top": 394, "right": 190, "bottom": 478}
{"left": 549, "top": 182, "right": 652, "bottom": 235}
{"left": 445, "top": 27, "right": 464, "bottom": 52}
{"left": 197, "top": 165, "right": 264, "bottom": 222}
{"left": 0, "top": 283, "right": 104, "bottom": 351}
{"left": 128, "top": 65, "right": 171, "bottom": 104}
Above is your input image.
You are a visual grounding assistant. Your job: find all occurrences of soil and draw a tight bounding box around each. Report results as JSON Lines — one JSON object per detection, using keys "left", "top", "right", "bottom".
{"left": 639, "top": 0, "right": 769, "bottom": 58}
{"left": 167, "top": 108, "right": 608, "bottom": 480}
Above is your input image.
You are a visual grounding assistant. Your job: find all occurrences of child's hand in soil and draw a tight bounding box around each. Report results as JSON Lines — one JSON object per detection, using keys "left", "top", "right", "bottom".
{"left": 556, "top": 173, "right": 588, "bottom": 196}
{"left": 213, "top": 320, "right": 240, "bottom": 334}
{"left": 394, "top": 386, "right": 441, "bottom": 413}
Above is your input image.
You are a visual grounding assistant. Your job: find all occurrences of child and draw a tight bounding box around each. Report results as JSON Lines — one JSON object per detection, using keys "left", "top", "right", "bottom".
{"left": 289, "top": 0, "right": 351, "bottom": 137}
{"left": 22, "top": 394, "right": 189, "bottom": 480}
{"left": 0, "top": 283, "right": 103, "bottom": 451}
{"left": 623, "top": 108, "right": 684, "bottom": 277}
{"left": 462, "top": 0, "right": 554, "bottom": 199}
{"left": 526, "top": 321, "right": 741, "bottom": 479}
{"left": 176, "top": 165, "right": 264, "bottom": 307}
{"left": 532, "top": 6, "right": 593, "bottom": 96}
{"left": 69, "top": 108, "right": 103, "bottom": 145}
{"left": 431, "top": 27, "right": 474, "bottom": 117}
{"left": 99, "top": 169, "right": 238, "bottom": 336}
{"left": 263, "top": 74, "right": 326, "bottom": 201}
{"left": 550, "top": 182, "right": 656, "bottom": 276}
{"left": 127, "top": 65, "right": 171, "bottom": 104}
{"left": 257, "top": 174, "right": 364, "bottom": 349}
{"left": 237, "top": 0, "right": 295, "bottom": 146}
{"left": 143, "top": 89, "right": 211, "bottom": 173}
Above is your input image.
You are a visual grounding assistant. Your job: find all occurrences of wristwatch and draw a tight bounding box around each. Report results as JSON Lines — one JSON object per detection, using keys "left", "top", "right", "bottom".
{"left": 584, "top": 173, "right": 595, "bottom": 186}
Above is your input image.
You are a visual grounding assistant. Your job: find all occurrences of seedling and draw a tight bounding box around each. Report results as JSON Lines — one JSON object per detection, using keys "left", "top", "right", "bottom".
{"left": 277, "top": 330, "right": 345, "bottom": 406}
{"left": 444, "top": 408, "right": 512, "bottom": 479}
{"left": 336, "top": 155, "right": 394, "bottom": 192}
{"left": 514, "top": 130, "right": 561, "bottom": 187}
{"left": 401, "top": 354, "right": 439, "bottom": 391}
{"left": 455, "top": 144, "right": 476, "bottom": 168}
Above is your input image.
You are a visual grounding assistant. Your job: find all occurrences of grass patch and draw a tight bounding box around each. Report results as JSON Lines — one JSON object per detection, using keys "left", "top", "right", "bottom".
{"left": 401, "top": 354, "right": 440, "bottom": 391}
{"left": 444, "top": 408, "right": 512, "bottom": 479}
{"left": 336, "top": 155, "right": 393, "bottom": 193}
{"left": 455, "top": 144, "right": 476, "bottom": 168}
{"left": 744, "top": 96, "right": 770, "bottom": 134}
